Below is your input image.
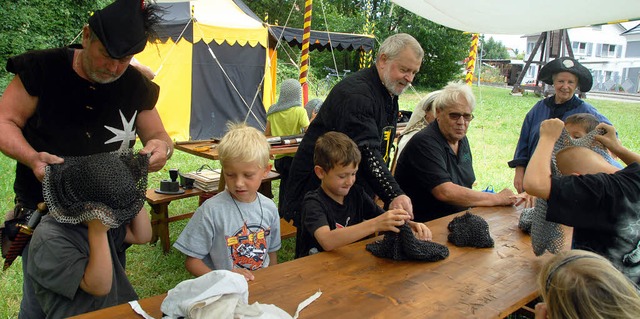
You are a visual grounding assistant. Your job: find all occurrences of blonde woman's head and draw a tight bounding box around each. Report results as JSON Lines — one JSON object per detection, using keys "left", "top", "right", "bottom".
{"left": 538, "top": 249, "right": 640, "bottom": 319}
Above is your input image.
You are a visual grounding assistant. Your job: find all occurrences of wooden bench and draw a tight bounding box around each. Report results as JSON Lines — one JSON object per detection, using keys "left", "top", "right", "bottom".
{"left": 279, "top": 218, "right": 297, "bottom": 240}
{"left": 146, "top": 171, "right": 296, "bottom": 253}
{"left": 146, "top": 187, "right": 209, "bottom": 253}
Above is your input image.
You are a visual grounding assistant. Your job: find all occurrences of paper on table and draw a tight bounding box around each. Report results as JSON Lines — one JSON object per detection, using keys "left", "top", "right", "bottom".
{"left": 293, "top": 290, "right": 322, "bottom": 319}
{"left": 129, "top": 300, "right": 155, "bottom": 319}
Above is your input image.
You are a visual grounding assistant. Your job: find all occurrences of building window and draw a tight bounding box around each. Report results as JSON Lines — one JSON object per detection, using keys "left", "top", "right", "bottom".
{"left": 601, "top": 44, "right": 617, "bottom": 57}
{"left": 526, "top": 42, "right": 536, "bottom": 58}
{"left": 527, "top": 65, "right": 536, "bottom": 77}
{"left": 572, "top": 42, "right": 588, "bottom": 55}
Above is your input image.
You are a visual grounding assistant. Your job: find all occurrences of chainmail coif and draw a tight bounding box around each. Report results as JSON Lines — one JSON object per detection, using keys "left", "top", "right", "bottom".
{"left": 366, "top": 223, "right": 449, "bottom": 261}
{"left": 42, "top": 150, "right": 149, "bottom": 228}
{"left": 519, "top": 128, "right": 612, "bottom": 256}
{"left": 447, "top": 212, "right": 494, "bottom": 248}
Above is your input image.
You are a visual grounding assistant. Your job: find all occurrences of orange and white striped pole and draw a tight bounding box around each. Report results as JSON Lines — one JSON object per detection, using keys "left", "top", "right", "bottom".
{"left": 465, "top": 33, "right": 479, "bottom": 86}
{"left": 299, "top": 0, "right": 313, "bottom": 104}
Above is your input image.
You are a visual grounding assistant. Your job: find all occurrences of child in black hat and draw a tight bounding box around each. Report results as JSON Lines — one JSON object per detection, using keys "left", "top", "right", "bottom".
{"left": 27, "top": 150, "right": 152, "bottom": 317}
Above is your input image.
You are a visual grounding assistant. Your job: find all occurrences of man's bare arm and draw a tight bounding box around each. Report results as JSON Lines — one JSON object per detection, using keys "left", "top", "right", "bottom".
{"left": 0, "top": 76, "right": 63, "bottom": 180}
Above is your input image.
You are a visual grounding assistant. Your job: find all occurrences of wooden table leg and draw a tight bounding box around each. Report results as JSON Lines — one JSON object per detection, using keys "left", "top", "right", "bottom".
{"left": 149, "top": 202, "right": 171, "bottom": 254}
{"left": 149, "top": 203, "right": 160, "bottom": 245}
{"left": 258, "top": 180, "right": 274, "bottom": 199}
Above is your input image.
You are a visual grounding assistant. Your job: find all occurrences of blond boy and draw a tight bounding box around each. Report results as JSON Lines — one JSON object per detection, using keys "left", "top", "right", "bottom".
{"left": 296, "top": 131, "right": 431, "bottom": 258}
{"left": 174, "top": 123, "right": 280, "bottom": 281}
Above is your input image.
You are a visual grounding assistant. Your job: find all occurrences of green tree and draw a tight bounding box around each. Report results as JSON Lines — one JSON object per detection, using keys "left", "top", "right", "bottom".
{"left": 0, "top": 0, "right": 110, "bottom": 91}
{"left": 481, "top": 36, "right": 510, "bottom": 60}
{"left": 245, "top": 0, "right": 369, "bottom": 85}
{"left": 375, "top": 4, "right": 470, "bottom": 89}
{"left": 244, "top": 0, "right": 470, "bottom": 89}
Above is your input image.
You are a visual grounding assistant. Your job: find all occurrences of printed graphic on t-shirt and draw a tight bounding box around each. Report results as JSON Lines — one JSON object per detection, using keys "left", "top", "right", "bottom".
{"left": 460, "top": 151, "right": 471, "bottom": 163}
{"left": 104, "top": 110, "right": 138, "bottom": 150}
{"left": 621, "top": 218, "right": 640, "bottom": 266}
{"left": 226, "top": 222, "right": 271, "bottom": 271}
{"left": 335, "top": 216, "right": 351, "bottom": 229}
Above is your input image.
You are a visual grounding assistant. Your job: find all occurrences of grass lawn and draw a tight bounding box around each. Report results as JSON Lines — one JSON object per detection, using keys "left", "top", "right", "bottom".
{"left": 0, "top": 85, "right": 639, "bottom": 318}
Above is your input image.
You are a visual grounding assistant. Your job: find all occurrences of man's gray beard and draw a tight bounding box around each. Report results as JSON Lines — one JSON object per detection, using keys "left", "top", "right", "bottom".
{"left": 382, "top": 71, "right": 407, "bottom": 96}
{"left": 88, "top": 71, "right": 123, "bottom": 84}
{"left": 384, "top": 82, "right": 408, "bottom": 96}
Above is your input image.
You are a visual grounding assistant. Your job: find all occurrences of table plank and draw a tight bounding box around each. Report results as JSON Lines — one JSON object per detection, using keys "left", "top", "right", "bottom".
{"left": 174, "top": 141, "right": 298, "bottom": 161}
{"left": 71, "top": 206, "right": 571, "bottom": 319}
{"left": 246, "top": 206, "right": 568, "bottom": 318}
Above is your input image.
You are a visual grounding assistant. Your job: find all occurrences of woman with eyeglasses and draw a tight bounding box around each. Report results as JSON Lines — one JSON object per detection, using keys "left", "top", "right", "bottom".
{"left": 509, "top": 57, "right": 613, "bottom": 203}
{"left": 395, "top": 83, "right": 523, "bottom": 222}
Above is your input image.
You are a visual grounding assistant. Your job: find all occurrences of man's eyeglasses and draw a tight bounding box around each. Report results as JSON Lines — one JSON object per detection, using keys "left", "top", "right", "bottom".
{"left": 447, "top": 112, "right": 474, "bottom": 122}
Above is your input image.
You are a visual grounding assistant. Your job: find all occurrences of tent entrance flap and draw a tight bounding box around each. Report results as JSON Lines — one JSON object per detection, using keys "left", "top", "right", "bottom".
{"left": 190, "top": 40, "right": 266, "bottom": 140}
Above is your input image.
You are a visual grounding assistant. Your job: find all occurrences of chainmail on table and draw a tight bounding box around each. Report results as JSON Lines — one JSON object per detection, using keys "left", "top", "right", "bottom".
{"left": 519, "top": 128, "right": 612, "bottom": 255}
{"left": 366, "top": 223, "right": 449, "bottom": 261}
{"left": 42, "top": 149, "right": 149, "bottom": 228}
{"left": 447, "top": 212, "right": 494, "bottom": 248}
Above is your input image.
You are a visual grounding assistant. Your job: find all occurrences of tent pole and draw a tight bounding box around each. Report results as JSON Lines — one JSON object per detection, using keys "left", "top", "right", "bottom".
{"left": 465, "top": 34, "right": 479, "bottom": 86}
{"left": 299, "top": 0, "right": 313, "bottom": 105}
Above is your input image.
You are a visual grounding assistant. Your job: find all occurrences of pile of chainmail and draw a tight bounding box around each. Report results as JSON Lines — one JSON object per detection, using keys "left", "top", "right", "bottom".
{"left": 366, "top": 223, "right": 449, "bottom": 261}
{"left": 447, "top": 212, "right": 494, "bottom": 248}
{"left": 42, "top": 149, "right": 149, "bottom": 228}
{"left": 519, "top": 128, "right": 613, "bottom": 256}
{"left": 520, "top": 199, "right": 566, "bottom": 256}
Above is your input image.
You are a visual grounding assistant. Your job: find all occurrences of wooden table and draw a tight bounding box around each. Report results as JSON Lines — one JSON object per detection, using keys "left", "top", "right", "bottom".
{"left": 174, "top": 140, "right": 299, "bottom": 161}
{"left": 71, "top": 206, "right": 571, "bottom": 319}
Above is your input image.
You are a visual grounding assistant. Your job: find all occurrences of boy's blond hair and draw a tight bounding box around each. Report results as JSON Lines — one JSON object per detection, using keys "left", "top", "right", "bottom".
{"left": 218, "top": 122, "right": 270, "bottom": 168}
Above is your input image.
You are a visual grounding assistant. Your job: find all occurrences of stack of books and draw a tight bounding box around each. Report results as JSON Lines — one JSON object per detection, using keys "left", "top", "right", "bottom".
{"left": 183, "top": 168, "right": 221, "bottom": 192}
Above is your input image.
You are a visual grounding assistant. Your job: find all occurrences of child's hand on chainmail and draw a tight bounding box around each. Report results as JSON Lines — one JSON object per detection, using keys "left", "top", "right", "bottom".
{"left": 408, "top": 221, "right": 432, "bottom": 241}
{"left": 374, "top": 209, "right": 411, "bottom": 233}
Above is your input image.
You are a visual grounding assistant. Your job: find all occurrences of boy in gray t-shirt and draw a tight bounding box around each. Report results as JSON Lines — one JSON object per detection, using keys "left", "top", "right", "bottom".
{"left": 174, "top": 123, "right": 281, "bottom": 280}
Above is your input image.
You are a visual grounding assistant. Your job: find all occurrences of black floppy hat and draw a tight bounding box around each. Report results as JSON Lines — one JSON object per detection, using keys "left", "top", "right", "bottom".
{"left": 537, "top": 57, "right": 593, "bottom": 92}
{"left": 88, "top": 0, "right": 150, "bottom": 59}
{"left": 42, "top": 150, "right": 149, "bottom": 228}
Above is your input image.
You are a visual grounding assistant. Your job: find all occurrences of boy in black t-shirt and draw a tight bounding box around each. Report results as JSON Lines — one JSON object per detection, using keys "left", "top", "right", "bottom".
{"left": 295, "top": 131, "right": 432, "bottom": 258}
{"left": 524, "top": 119, "right": 640, "bottom": 284}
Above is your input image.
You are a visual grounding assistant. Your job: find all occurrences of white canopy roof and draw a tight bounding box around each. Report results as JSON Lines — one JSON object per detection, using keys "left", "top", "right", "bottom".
{"left": 392, "top": 0, "right": 640, "bottom": 35}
